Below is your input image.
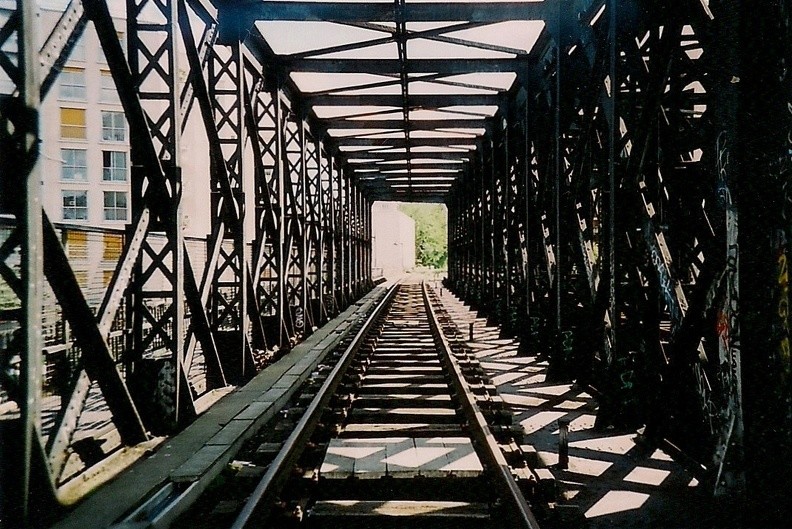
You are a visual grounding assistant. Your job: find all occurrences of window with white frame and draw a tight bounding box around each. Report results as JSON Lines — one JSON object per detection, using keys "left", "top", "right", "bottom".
{"left": 70, "top": 35, "right": 85, "bottom": 61}
{"left": 100, "top": 70, "right": 119, "bottom": 102}
{"left": 62, "top": 190, "right": 88, "bottom": 220}
{"left": 59, "top": 67, "right": 86, "bottom": 100}
{"left": 61, "top": 148, "right": 87, "bottom": 181}
{"left": 101, "top": 111, "right": 125, "bottom": 142}
{"left": 102, "top": 150, "right": 127, "bottom": 181}
{"left": 103, "top": 191, "right": 127, "bottom": 221}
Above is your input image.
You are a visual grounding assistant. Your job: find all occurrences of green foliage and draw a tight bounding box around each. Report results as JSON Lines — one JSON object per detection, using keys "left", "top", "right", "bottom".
{"left": 398, "top": 203, "right": 448, "bottom": 269}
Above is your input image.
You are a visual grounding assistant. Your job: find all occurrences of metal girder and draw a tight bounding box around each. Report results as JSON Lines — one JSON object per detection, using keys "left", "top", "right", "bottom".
{"left": 333, "top": 137, "right": 479, "bottom": 148}
{"left": 357, "top": 173, "right": 460, "bottom": 180}
{"left": 352, "top": 161, "right": 465, "bottom": 171}
{"left": 325, "top": 118, "right": 488, "bottom": 130}
{"left": 126, "top": 0, "right": 193, "bottom": 433}
{"left": 222, "top": 1, "right": 551, "bottom": 24}
{"left": 208, "top": 37, "right": 256, "bottom": 382}
{"left": 285, "top": 58, "right": 530, "bottom": 74}
{"left": 305, "top": 93, "right": 502, "bottom": 108}
{"left": 342, "top": 151, "right": 472, "bottom": 161}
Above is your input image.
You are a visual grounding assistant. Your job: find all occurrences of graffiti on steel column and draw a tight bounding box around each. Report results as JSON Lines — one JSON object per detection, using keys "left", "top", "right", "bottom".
{"left": 715, "top": 132, "right": 742, "bottom": 404}
{"left": 776, "top": 232, "right": 791, "bottom": 383}
{"left": 646, "top": 222, "right": 682, "bottom": 327}
{"left": 713, "top": 132, "right": 743, "bottom": 469}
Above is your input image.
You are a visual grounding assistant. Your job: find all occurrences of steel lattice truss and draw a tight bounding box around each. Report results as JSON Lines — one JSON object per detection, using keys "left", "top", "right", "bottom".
{"left": 1, "top": 1, "right": 792, "bottom": 527}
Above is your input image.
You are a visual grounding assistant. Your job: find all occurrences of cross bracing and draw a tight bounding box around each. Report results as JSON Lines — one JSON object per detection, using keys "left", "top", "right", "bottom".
{"left": 1, "top": 1, "right": 792, "bottom": 528}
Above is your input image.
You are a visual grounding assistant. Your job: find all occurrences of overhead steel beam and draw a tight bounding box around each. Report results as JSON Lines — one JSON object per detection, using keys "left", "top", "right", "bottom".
{"left": 342, "top": 151, "right": 471, "bottom": 161}
{"left": 352, "top": 161, "right": 465, "bottom": 170}
{"left": 222, "top": 1, "right": 551, "bottom": 24}
{"left": 285, "top": 58, "right": 530, "bottom": 74}
{"left": 305, "top": 94, "right": 502, "bottom": 107}
{"left": 357, "top": 173, "right": 461, "bottom": 180}
{"left": 325, "top": 118, "right": 488, "bottom": 130}
{"left": 333, "top": 137, "right": 479, "bottom": 148}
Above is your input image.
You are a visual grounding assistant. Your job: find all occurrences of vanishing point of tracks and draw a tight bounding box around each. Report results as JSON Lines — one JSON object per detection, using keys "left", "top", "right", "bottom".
{"left": 173, "top": 281, "right": 542, "bottom": 529}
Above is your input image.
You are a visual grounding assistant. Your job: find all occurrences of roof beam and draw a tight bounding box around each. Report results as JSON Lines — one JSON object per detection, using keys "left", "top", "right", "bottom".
{"left": 224, "top": 2, "right": 551, "bottom": 24}
{"left": 326, "top": 118, "right": 487, "bottom": 130}
{"left": 335, "top": 137, "right": 479, "bottom": 148}
{"left": 285, "top": 58, "right": 529, "bottom": 74}
{"left": 358, "top": 173, "right": 460, "bottom": 180}
{"left": 353, "top": 162, "right": 466, "bottom": 171}
{"left": 344, "top": 151, "right": 470, "bottom": 161}
{"left": 306, "top": 94, "right": 502, "bottom": 107}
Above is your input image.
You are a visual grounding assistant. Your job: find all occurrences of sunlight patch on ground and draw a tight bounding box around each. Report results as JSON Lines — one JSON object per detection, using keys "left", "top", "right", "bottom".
{"left": 569, "top": 434, "right": 637, "bottom": 455}
{"left": 584, "top": 491, "right": 651, "bottom": 518}
{"left": 520, "top": 411, "right": 567, "bottom": 434}
{"left": 554, "top": 400, "right": 587, "bottom": 410}
{"left": 650, "top": 449, "right": 673, "bottom": 462}
{"left": 623, "top": 467, "right": 671, "bottom": 486}
{"left": 567, "top": 455, "right": 614, "bottom": 477}
{"left": 526, "top": 384, "right": 573, "bottom": 396}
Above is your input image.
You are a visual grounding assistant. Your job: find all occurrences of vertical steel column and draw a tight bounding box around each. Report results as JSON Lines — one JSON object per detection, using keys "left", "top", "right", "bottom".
{"left": 327, "top": 156, "right": 338, "bottom": 313}
{"left": 553, "top": 13, "right": 563, "bottom": 364}
{"left": 316, "top": 140, "right": 327, "bottom": 323}
{"left": 467, "top": 172, "right": 477, "bottom": 297}
{"left": 475, "top": 154, "right": 485, "bottom": 307}
{"left": 487, "top": 138, "right": 497, "bottom": 310}
{"left": 344, "top": 173, "right": 353, "bottom": 301}
{"left": 448, "top": 188, "right": 456, "bottom": 285}
{"left": 16, "top": 1, "right": 44, "bottom": 523}
{"left": 491, "top": 130, "right": 505, "bottom": 323}
{"left": 273, "top": 89, "right": 288, "bottom": 347}
{"left": 502, "top": 118, "right": 512, "bottom": 329}
{"left": 477, "top": 147, "right": 488, "bottom": 309}
{"left": 338, "top": 170, "right": 348, "bottom": 307}
{"left": 522, "top": 102, "right": 532, "bottom": 329}
{"left": 605, "top": 0, "right": 617, "bottom": 364}
{"left": 353, "top": 184, "right": 361, "bottom": 296}
{"left": 127, "top": 0, "right": 189, "bottom": 432}
{"left": 297, "top": 118, "right": 309, "bottom": 335}
{"left": 209, "top": 38, "right": 250, "bottom": 381}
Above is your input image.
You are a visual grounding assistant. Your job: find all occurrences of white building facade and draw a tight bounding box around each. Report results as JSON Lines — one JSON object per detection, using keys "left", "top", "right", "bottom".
{"left": 371, "top": 201, "right": 416, "bottom": 278}
{"left": 1, "top": 1, "right": 212, "bottom": 237}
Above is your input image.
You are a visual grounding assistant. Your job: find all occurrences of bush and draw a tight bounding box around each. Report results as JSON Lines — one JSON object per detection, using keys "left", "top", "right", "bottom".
{"left": 398, "top": 203, "right": 448, "bottom": 269}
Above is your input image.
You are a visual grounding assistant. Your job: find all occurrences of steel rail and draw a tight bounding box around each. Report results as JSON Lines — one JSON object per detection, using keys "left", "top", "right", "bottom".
{"left": 421, "top": 281, "right": 541, "bottom": 529}
{"left": 230, "top": 282, "right": 400, "bottom": 529}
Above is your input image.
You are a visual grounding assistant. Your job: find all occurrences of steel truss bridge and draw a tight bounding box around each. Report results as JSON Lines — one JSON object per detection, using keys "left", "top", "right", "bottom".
{"left": 0, "top": 0, "right": 791, "bottom": 527}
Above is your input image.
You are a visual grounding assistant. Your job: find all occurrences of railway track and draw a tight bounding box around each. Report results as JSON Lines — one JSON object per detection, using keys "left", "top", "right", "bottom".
{"left": 170, "top": 281, "right": 542, "bottom": 529}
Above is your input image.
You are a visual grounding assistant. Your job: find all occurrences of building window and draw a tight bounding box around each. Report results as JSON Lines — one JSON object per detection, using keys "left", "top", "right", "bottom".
{"left": 61, "top": 148, "right": 87, "bottom": 181}
{"left": 61, "top": 107, "right": 86, "bottom": 140}
{"left": 100, "top": 70, "right": 119, "bottom": 102}
{"left": 102, "top": 151, "right": 127, "bottom": 181}
{"left": 59, "top": 67, "right": 86, "bottom": 100}
{"left": 103, "top": 191, "right": 127, "bottom": 221}
{"left": 103, "top": 232, "right": 123, "bottom": 260}
{"left": 70, "top": 35, "right": 85, "bottom": 62}
{"left": 101, "top": 111, "right": 125, "bottom": 142}
{"left": 62, "top": 190, "right": 88, "bottom": 221}
{"left": 66, "top": 230, "right": 88, "bottom": 259}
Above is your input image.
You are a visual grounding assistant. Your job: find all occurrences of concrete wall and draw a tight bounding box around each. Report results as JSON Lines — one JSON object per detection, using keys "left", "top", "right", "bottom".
{"left": 371, "top": 201, "right": 415, "bottom": 279}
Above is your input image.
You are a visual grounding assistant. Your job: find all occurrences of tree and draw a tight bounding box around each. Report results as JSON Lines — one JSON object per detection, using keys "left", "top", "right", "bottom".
{"left": 398, "top": 203, "right": 448, "bottom": 269}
